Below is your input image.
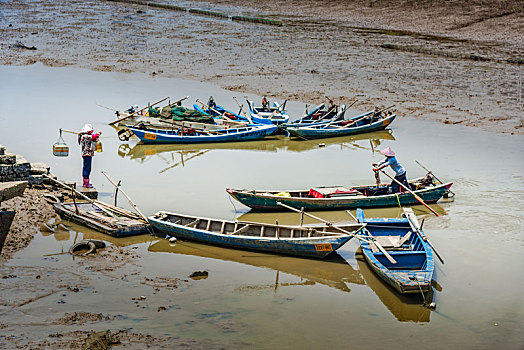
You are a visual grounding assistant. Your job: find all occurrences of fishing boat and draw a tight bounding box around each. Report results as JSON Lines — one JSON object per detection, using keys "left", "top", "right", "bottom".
{"left": 286, "top": 111, "right": 396, "bottom": 140}
{"left": 148, "top": 211, "right": 364, "bottom": 258}
{"left": 284, "top": 103, "right": 347, "bottom": 128}
{"left": 193, "top": 103, "right": 252, "bottom": 124}
{"left": 53, "top": 200, "right": 151, "bottom": 237}
{"left": 127, "top": 124, "right": 278, "bottom": 144}
{"left": 246, "top": 99, "right": 290, "bottom": 125}
{"left": 226, "top": 175, "right": 453, "bottom": 211}
{"left": 356, "top": 208, "right": 434, "bottom": 294}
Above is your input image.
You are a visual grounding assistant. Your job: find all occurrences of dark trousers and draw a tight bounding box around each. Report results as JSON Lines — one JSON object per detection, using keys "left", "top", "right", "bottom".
{"left": 391, "top": 173, "right": 410, "bottom": 193}
{"left": 82, "top": 156, "right": 92, "bottom": 180}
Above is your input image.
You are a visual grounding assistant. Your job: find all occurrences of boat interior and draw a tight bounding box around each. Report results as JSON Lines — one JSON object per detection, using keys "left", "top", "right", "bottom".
{"left": 154, "top": 212, "right": 363, "bottom": 239}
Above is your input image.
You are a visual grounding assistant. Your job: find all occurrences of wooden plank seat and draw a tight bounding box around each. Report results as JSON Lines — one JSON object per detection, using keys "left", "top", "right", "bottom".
{"left": 370, "top": 231, "right": 411, "bottom": 252}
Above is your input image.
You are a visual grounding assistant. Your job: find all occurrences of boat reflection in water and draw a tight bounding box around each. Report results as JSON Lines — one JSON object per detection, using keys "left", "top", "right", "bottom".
{"left": 149, "top": 238, "right": 436, "bottom": 323}
{"left": 117, "top": 130, "right": 396, "bottom": 163}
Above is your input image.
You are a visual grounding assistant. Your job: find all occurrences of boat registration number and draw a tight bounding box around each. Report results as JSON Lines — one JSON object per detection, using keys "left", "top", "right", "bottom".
{"left": 314, "top": 243, "right": 332, "bottom": 251}
{"left": 144, "top": 133, "right": 157, "bottom": 140}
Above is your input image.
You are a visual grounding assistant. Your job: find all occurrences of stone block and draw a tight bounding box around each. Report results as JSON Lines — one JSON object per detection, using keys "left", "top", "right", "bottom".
{"left": 0, "top": 153, "right": 16, "bottom": 165}
{"left": 13, "top": 163, "right": 31, "bottom": 174}
{"left": 30, "top": 162, "right": 50, "bottom": 175}
{"left": 78, "top": 186, "right": 98, "bottom": 200}
{"left": 0, "top": 181, "right": 28, "bottom": 202}
{"left": 0, "top": 164, "right": 14, "bottom": 176}
{"left": 27, "top": 175, "right": 44, "bottom": 185}
{"left": 43, "top": 173, "right": 58, "bottom": 185}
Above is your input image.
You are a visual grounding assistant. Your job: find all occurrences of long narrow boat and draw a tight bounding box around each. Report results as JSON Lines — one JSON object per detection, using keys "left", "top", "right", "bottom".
{"left": 286, "top": 111, "right": 396, "bottom": 139}
{"left": 227, "top": 176, "right": 453, "bottom": 211}
{"left": 148, "top": 211, "right": 364, "bottom": 258}
{"left": 127, "top": 124, "right": 277, "bottom": 144}
{"left": 284, "top": 104, "right": 347, "bottom": 128}
{"left": 357, "top": 208, "right": 434, "bottom": 294}
{"left": 247, "top": 100, "right": 290, "bottom": 125}
{"left": 53, "top": 200, "right": 151, "bottom": 237}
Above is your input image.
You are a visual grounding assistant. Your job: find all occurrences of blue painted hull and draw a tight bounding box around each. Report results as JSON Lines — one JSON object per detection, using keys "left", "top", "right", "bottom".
{"left": 357, "top": 209, "right": 434, "bottom": 294}
{"left": 128, "top": 125, "right": 277, "bottom": 144}
{"left": 148, "top": 212, "right": 358, "bottom": 258}
{"left": 287, "top": 113, "right": 396, "bottom": 139}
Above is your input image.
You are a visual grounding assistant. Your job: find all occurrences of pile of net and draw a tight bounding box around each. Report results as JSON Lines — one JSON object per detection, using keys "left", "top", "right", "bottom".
{"left": 148, "top": 105, "right": 215, "bottom": 124}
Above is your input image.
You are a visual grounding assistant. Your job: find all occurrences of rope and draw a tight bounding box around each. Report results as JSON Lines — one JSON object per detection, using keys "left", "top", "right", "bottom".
{"left": 395, "top": 193, "right": 402, "bottom": 209}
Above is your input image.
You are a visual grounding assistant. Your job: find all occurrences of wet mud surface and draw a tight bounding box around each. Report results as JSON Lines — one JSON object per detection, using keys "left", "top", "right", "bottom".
{"left": 0, "top": 0, "right": 522, "bottom": 133}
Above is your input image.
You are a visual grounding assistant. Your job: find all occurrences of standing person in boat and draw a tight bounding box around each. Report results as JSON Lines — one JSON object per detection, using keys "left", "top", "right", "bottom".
{"left": 372, "top": 147, "right": 411, "bottom": 193}
{"left": 261, "top": 96, "right": 269, "bottom": 110}
{"left": 327, "top": 98, "right": 338, "bottom": 112}
{"left": 78, "top": 124, "right": 101, "bottom": 188}
{"left": 207, "top": 96, "right": 216, "bottom": 109}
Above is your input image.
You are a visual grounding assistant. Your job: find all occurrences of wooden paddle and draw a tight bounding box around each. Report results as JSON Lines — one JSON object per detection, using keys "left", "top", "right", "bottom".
{"left": 321, "top": 100, "right": 358, "bottom": 129}
{"left": 277, "top": 202, "right": 397, "bottom": 264}
{"left": 403, "top": 208, "right": 444, "bottom": 264}
{"left": 377, "top": 169, "right": 440, "bottom": 217}
{"left": 109, "top": 97, "right": 170, "bottom": 126}
{"left": 415, "top": 160, "right": 455, "bottom": 196}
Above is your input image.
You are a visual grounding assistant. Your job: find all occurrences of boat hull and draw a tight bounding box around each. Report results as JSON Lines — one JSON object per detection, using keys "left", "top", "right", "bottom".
{"left": 287, "top": 114, "right": 396, "bottom": 139}
{"left": 148, "top": 215, "right": 354, "bottom": 258}
{"left": 227, "top": 182, "right": 452, "bottom": 211}
{"left": 129, "top": 125, "right": 278, "bottom": 144}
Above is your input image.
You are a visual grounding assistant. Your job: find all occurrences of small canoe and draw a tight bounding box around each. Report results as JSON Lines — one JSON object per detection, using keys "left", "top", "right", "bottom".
{"left": 285, "top": 103, "right": 347, "bottom": 128}
{"left": 286, "top": 111, "right": 396, "bottom": 139}
{"left": 148, "top": 211, "right": 364, "bottom": 258}
{"left": 247, "top": 100, "right": 290, "bottom": 125}
{"left": 357, "top": 208, "right": 434, "bottom": 294}
{"left": 53, "top": 201, "right": 151, "bottom": 237}
{"left": 127, "top": 124, "right": 278, "bottom": 144}
{"left": 227, "top": 177, "right": 453, "bottom": 211}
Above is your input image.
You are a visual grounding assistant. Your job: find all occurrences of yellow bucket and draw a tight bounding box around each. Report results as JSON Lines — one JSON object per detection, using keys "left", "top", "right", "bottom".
{"left": 95, "top": 140, "right": 103, "bottom": 153}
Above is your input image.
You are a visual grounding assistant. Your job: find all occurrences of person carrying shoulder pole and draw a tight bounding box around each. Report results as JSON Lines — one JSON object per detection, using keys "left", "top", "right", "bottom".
{"left": 373, "top": 147, "right": 411, "bottom": 194}
{"left": 77, "top": 124, "right": 101, "bottom": 188}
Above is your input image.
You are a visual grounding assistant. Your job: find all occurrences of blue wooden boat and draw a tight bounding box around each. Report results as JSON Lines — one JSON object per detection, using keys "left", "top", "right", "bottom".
{"left": 286, "top": 111, "right": 396, "bottom": 139}
{"left": 192, "top": 103, "right": 252, "bottom": 124}
{"left": 227, "top": 176, "right": 453, "bottom": 211}
{"left": 284, "top": 103, "right": 347, "bottom": 128}
{"left": 127, "top": 124, "right": 277, "bottom": 144}
{"left": 357, "top": 208, "right": 434, "bottom": 294}
{"left": 247, "top": 99, "right": 290, "bottom": 125}
{"left": 148, "top": 211, "right": 364, "bottom": 258}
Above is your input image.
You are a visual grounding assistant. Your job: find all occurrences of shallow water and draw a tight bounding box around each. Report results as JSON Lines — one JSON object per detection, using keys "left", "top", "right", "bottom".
{"left": 1, "top": 64, "right": 523, "bottom": 348}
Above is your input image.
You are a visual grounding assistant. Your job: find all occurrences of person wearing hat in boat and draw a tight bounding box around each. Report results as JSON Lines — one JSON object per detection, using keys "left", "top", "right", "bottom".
{"left": 207, "top": 96, "right": 216, "bottom": 109}
{"left": 78, "top": 124, "right": 101, "bottom": 188}
{"left": 373, "top": 147, "right": 411, "bottom": 193}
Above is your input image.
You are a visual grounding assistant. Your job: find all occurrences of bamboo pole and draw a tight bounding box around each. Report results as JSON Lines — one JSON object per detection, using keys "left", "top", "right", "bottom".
{"left": 101, "top": 171, "right": 148, "bottom": 222}
{"left": 109, "top": 97, "right": 170, "bottom": 126}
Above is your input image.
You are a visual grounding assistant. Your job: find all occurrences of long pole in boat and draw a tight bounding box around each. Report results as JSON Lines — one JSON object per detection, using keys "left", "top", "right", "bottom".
{"left": 101, "top": 171, "right": 148, "bottom": 223}
{"left": 109, "top": 97, "right": 170, "bottom": 126}
{"left": 277, "top": 202, "right": 397, "bottom": 264}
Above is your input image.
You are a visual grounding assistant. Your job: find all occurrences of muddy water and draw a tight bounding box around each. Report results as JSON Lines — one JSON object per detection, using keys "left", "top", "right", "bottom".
{"left": 0, "top": 64, "right": 523, "bottom": 348}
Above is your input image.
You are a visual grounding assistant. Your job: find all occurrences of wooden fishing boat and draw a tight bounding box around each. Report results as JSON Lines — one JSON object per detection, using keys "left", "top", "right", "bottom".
{"left": 148, "top": 211, "right": 364, "bottom": 258}
{"left": 284, "top": 103, "right": 347, "bottom": 128}
{"left": 247, "top": 99, "right": 290, "bottom": 125}
{"left": 127, "top": 124, "right": 278, "bottom": 144}
{"left": 53, "top": 200, "right": 151, "bottom": 237}
{"left": 357, "top": 208, "right": 434, "bottom": 294}
{"left": 193, "top": 103, "right": 252, "bottom": 124}
{"left": 226, "top": 176, "right": 453, "bottom": 211}
{"left": 286, "top": 111, "right": 396, "bottom": 139}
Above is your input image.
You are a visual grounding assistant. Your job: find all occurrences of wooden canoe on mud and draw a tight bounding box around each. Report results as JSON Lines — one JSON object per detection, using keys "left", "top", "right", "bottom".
{"left": 53, "top": 200, "right": 151, "bottom": 237}
{"left": 148, "top": 211, "right": 365, "bottom": 258}
{"left": 357, "top": 208, "right": 434, "bottom": 294}
{"left": 227, "top": 176, "right": 453, "bottom": 211}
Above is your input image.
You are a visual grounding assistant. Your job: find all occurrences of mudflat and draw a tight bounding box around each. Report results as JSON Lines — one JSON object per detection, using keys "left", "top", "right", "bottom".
{"left": 1, "top": 0, "right": 522, "bottom": 133}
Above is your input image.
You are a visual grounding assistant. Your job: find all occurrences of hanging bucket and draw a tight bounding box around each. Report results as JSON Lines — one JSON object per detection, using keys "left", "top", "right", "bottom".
{"left": 95, "top": 140, "right": 103, "bottom": 153}
{"left": 53, "top": 129, "right": 69, "bottom": 157}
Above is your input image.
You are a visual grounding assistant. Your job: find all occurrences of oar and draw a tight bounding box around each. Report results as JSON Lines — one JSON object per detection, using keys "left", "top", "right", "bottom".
{"left": 377, "top": 169, "right": 440, "bottom": 217}
{"left": 232, "top": 97, "right": 253, "bottom": 123}
{"left": 101, "top": 171, "right": 148, "bottom": 222}
{"left": 277, "top": 202, "right": 397, "bottom": 264}
{"left": 109, "top": 97, "right": 170, "bottom": 126}
{"left": 266, "top": 99, "right": 288, "bottom": 120}
{"left": 403, "top": 208, "right": 444, "bottom": 264}
{"left": 196, "top": 99, "right": 237, "bottom": 123}
{"left": 321, "top": 100, "right": 358, "bottom": 129}
{"left": 42, "top": 174, "right": 119, "bottom": 219}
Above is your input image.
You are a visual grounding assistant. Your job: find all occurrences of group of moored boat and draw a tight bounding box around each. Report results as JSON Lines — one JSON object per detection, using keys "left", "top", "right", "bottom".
{"left": 109, "top": 96, "right": 397, "bottom": 144}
